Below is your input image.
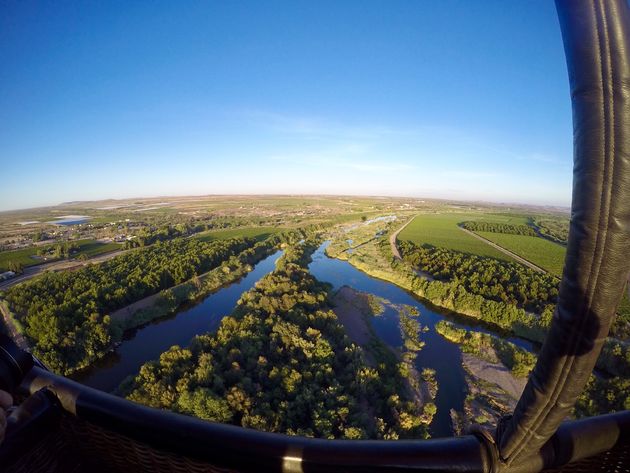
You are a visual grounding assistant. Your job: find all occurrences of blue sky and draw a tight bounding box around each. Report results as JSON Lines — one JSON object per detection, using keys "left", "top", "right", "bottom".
{"left": 0, "top": 1, "right": 572, "bottom": 211}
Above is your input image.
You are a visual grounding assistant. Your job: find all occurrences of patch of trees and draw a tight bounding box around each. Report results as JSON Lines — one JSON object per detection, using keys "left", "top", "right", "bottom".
{"left": 597, "top": 338, "right": 630, "bottom": 378}
{"left": 123, "top": 241, "right": 431, "bottom": 439}
{"left": 6, "top": 261, "right": 23, "bottom": 274}
{"left": 460, "top": 221, "right": 538, "bottom": 237}
{"left": 399, "top": 307, "right": 425, "bottom": 357}
{"left": 123, "top": 223, "right": 205, "bottom": 249}
{"left": 575, "top": 376, "right": 630, "bottom": 418}
{"left": 32, "top": 231, "right": 49, "bottom": 242}
{"left": 399, "top": 241, "right": 559, "bottom": 314}
{"left": 532, "top": 218, "right": 569, "bottom": 245}
{"left": 39, "top": 241, "right": 79, "bottom": 259}
{"left": 3, "top": 237, "right": 258, "bottom": 373}
{"left": 611, "top": 290, "right": 630, "bottom": 339}
{"left": 435, "top": 320, "right": 536, "bottom": 378}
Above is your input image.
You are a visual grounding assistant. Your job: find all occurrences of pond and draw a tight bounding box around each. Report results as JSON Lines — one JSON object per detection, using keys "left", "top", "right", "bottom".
{"left": 47, "top": 215, "right": 91, "bottom": 226}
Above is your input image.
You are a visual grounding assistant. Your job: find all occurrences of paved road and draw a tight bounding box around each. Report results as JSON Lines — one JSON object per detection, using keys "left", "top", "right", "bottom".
{"left": 389, "top": 216, "right": 416, "bottom": 261}
{"left": 459, "top": 227, "right": 549, "bottom": 275}
{"left": 0, "top": 249, "right": 127, "bottom": 290}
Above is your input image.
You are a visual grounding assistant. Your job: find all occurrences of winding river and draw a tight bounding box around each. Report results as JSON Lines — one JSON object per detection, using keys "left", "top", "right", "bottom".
{"left": 75, "top": 241, "right": 534, "bottom": 438}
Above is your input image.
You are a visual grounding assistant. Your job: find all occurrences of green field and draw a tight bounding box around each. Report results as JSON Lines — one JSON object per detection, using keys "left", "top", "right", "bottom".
{"left": 194, "top": 226, "right": 281, "bottom": 243}
{"left": 73, "top": 240, "right": 121, "bottom": 258}
{"left": 0, "top": 247, "right": 46, "bottom": 271}
{"left": 0, "top": 239, "right": 121, "bottom": 272}
{"left": 398, "top": 214, "right": 512, "bottom": 261}
{"left": 471, "top": 213, "right": 530, "bottom": 225}
{"left": 476, "top": 231, "right": 566, "bottom": 276}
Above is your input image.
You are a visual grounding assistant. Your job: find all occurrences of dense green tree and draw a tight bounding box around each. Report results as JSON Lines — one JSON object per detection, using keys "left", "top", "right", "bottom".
{"left": 461, "top": 221, "right": 538, "bottom": 237}
{"left": 7, "top": 261, "right": 23, "bottom": 274}
{"left": 532, "top": 218, "right": 569, "bottom": 245}
{"left": 399, "top": 241, "right": 558, "bottom": 314}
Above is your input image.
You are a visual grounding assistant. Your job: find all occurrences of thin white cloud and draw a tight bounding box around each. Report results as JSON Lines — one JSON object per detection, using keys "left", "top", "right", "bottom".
{"left": 236, "top": 109, "right": 411, "bottom": 140}
{"left": 270, "top": 150, "right": 414, "bottom": 173}
{"left": 519, "top": 152, "right": 563, "bottom": 164}
{"left": 439, "top": 170, "right": 503, "bottom": 180}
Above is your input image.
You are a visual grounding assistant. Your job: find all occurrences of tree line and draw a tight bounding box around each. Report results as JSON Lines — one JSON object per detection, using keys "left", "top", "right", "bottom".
{"left": 460, "top": 221, "right": 538, "bottom": 237}
{"left": 123, "top": 223, "right": 206, "bottom": 249}
{"left": 399, "top": 241, "right": 559, "bottom": 314}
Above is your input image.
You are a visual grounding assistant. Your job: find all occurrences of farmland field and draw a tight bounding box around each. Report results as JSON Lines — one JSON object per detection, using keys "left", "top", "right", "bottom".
{"left": 0, "top": 247, "right": 46, "bottom": 271}
{"left": 470, "top": 213, "right": 530, "bottom": 225}
{"left": 193, "top": 226, "right": 281, "bottom": 243}
{"left": 73, "top": 240, "right": 121, "bottom": 258}
{"left": 397, "top": 214, "right": 513, "bottom": 261}
{"left": 475, "top": 231, "right": 566, "bottom": 276}
{"left": 0, "top": 239, "right": 121, "bottom": 272}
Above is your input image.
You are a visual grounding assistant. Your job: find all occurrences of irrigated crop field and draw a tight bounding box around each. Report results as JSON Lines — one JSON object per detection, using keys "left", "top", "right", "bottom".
{"left": 475, "top": 232, "right": 566, "bottom": 276}
{"left": 398, "top": 214, "right": 512, "bottom": 261}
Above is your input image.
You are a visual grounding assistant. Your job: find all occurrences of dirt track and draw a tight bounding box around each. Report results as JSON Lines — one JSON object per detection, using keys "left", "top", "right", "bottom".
{"left": 389, "top": 216, "right": 416, "bottom": 261}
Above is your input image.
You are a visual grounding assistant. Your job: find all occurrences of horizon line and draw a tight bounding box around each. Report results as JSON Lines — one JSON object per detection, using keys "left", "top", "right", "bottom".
{"left": 0, "top": 192, "right": 572, "bottom": 214}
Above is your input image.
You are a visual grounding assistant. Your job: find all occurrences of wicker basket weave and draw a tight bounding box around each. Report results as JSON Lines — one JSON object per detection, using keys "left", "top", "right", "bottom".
{"left": 3, "top": 412, "right": 628, "bottom": 473}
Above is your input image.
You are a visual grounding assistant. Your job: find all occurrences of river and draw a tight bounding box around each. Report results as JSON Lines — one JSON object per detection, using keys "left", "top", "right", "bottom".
{"left": 307, "top": 242, "right": 534, "bottom": 437}
{"left": 75, "top": 241, "right": 534, "bottom": 438}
